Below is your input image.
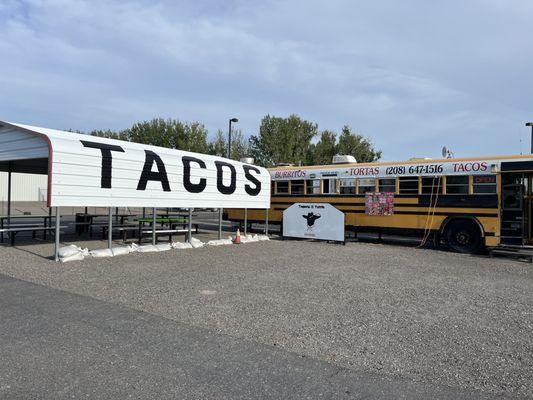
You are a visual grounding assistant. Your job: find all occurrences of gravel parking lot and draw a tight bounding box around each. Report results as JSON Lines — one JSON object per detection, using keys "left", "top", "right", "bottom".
{"left": 1, "top": 239, "right": 532, "bottom": 398}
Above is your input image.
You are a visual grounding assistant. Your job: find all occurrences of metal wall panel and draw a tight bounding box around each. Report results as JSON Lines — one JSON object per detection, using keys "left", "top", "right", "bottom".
{"left": 0, "top": 172, "right": 48, "bottom": 201}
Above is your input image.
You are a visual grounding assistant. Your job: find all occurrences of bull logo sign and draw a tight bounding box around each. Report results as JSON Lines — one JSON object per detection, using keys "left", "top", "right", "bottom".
{"left": 302, "top": 212, "right": 321, "bottom": 230}
{"left": 282, "top": 203, "right": 345, "bottom": 243}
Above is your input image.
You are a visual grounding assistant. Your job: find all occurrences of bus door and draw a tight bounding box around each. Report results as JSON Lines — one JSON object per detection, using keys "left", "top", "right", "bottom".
{"left": 500, "top": 173, "right": 526, "bottom": 245}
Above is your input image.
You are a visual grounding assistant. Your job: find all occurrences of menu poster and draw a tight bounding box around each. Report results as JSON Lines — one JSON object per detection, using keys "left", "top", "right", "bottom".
{"left": 365, "top": 192, "right": 394, "bottom": 216}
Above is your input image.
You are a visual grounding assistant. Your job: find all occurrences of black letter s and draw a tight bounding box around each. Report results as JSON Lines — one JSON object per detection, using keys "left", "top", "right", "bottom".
{"left": 243, "top": 165, "right": 261, "bottom": 196}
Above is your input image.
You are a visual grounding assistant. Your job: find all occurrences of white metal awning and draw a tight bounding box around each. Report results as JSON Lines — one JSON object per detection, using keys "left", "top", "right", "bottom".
{"left": 0, "top": 121, "right": 271, "bottom": 209}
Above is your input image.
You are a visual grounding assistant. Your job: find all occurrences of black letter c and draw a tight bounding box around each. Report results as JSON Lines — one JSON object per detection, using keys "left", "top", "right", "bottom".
{"left": 182, "top": 156, "right": 207, "bottom": 193}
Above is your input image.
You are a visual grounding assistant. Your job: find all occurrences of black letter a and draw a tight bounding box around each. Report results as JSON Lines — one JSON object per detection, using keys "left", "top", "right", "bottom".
{"left": 137, "top": 150, "right": 171, "bottom": 191}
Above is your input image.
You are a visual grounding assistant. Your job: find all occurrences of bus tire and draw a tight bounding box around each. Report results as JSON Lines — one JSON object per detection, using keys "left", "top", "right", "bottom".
{"left": 444, "top": 219, "right": 482, "bottom": 254}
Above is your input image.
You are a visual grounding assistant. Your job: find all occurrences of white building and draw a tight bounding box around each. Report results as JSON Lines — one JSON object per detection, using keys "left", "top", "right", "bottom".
{"left": 0, "top": 172, "right": 47, "bottom": 202}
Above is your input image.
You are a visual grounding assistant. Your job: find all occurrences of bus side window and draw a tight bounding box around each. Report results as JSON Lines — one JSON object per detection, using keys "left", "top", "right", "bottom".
{"left": 473, "top": 175, "right": 496, "bottom": 194}
{"left": 421, "top": 177, "right": 442, "bottom": 194}
{"left": 306, "top": 179, "right": 320, "bottom": 194}
{"left": 276, "top": 181, "right": 289, "bottom": 194}
{"left": 340, "top": 178, "right": 356, "bottom": 194}
{"left": 446, "top": 176, "right": 469, "bottom": 194}
{"left": 291, "top": 180, "right": 305, "bottom": 195}
{"left": 399, "top": 177, "right": 419, "bottom": 194}
{"left": 378, "top": 178, "right": 396, "bottom": 193}
{"left": 358, "top": 178, "right": 375, "bottom": 194}
{"left": 322, "top": 178, "right": 338, "bottom": 194}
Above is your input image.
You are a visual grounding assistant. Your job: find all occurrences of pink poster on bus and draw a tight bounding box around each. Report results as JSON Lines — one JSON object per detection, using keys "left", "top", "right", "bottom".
{"left": 365, "top": 193, "right": 394, "bottom": 215}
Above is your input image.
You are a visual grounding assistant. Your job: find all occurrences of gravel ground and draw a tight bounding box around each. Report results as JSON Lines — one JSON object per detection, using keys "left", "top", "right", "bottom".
{"left": 0, "top": 238, "right": 532, "bottom": 398}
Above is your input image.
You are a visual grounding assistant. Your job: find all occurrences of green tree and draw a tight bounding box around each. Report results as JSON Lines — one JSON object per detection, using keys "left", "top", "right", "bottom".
{"left": 90, "top": 118, "right": 209, "bottom": 153}
{"left": 249, "top": 114, "right": 318, "bottom": 167}
{"left": 336, "top": 125, "right": 381, "bottom": 162}
{"left": 208, "top": 129, "right": 228, "bottom": 157}
{"left": 207, "top": 129, "right": 250, "bottom": 160}
{"left": 229, "top": 129, "right": 250, "bottom": 161}
{"left": 309, "top": 130, "right": 337, "bottom": 165}
{"left": 89, "top": 129, "right": 129, "bottom": 141}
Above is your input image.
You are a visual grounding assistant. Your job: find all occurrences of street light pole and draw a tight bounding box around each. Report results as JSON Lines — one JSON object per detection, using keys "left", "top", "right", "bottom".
{"left": 527, "top": 122, "right": 533, "bottom": 154}
{"left": 228, "top": 118, "right": 238, "bottom": 159}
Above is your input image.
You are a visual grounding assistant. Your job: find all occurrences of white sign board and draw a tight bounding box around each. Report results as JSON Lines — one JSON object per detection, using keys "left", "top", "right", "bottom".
{"left": 2, "top": 122, "right": 271, "bottom": 208}
{"left": 283, "top": 203, "right": 344, "bottom": 242}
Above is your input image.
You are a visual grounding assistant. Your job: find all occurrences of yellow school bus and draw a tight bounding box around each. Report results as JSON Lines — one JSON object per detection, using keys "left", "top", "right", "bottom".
{"left": 225, "top": 154, "right": 533, "bottom": 253}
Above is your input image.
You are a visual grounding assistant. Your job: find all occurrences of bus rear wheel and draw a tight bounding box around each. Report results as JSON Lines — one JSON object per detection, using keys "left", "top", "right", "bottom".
{"left": 444, "top": 220, "right": 482, "bottom": 254}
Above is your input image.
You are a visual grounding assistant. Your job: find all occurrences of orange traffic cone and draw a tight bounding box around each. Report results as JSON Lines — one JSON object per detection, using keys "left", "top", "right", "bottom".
{"left": 234, "top": 228, "right": 241, "bottom": 244}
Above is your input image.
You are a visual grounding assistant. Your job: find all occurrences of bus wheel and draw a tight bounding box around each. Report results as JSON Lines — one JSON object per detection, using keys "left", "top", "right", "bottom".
{"left": 444, "top": 220, "right": 482, "bottom": 254}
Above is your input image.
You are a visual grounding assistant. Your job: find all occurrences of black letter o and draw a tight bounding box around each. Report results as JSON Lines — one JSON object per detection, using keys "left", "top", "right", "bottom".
{"left": 215, "top": 161, "right": 236, "bottom": 195}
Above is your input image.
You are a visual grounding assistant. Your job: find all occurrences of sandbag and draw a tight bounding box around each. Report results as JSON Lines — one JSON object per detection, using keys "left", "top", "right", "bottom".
{"left": 206, "top": 238, "right": 233, "bottom": 246}
{"left": 190, "top": 237, "right": 204, "bottom": 248}
{"left": 240, "top": 234, "right": 257, "bottom": 243}
{"left": 129, "top": 243, "right": 139, "bottom": 252}
{"left": 136, "top": 245, "right": 159, "bottom": 253}
{"left": 257, "top": 235, "right": 270, "bottom": 241}
{"left": 112, "top": 246, "right": 131, "bottom": 257}
{"left": 60, "top": 252, "right": 85, "bottom": 263}
{"left": 154, "top": 243, "right": 172, "bottom": 252}
{"left": 90, "top": 248, "right": 114, "bottom": 258}
{"left": 172, "top": 242, "right": 193, "bottom": 250}
{"left": 58, "top": 245, "right": 83, "bottom": 258}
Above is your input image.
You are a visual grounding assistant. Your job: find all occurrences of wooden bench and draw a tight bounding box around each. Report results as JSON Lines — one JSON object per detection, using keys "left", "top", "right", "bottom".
{"left": 0, "top": 226, "right": 67, "bottom": 246}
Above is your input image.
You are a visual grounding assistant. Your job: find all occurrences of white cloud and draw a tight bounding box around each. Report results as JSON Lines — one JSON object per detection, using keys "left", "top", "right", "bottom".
{"left": 0, "top": 0, "right": 531, "bottom": 159}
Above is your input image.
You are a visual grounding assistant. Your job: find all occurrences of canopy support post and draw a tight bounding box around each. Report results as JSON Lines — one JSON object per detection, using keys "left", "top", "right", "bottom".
{"left": 108, "top": 207, "right": 113, "bottom": 250}
{"left": 218, "top": 208, "right": 223, "bottom": 240}
{"left": 7, "top": 162, "right": 12, "bottom": 230}
{"left": 244, "top": 208, "right": 248, "bottom": 236}
{"left": 188, "top": 208, "right": 193, "bottom": 243}
{"left": 54, "top": 207, "right": 60, "bottom": 261}
{"left": 152, "top": 208, "right": 156, "bottom": 245}
{"left": 265, "top": 208, "right": 269, "bottom": 236}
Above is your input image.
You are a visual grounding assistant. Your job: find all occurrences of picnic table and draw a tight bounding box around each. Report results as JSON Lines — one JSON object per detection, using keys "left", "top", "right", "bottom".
{"left": 75, "top": 213, "right": 137, "bottom": 235}
{"left": 0, "top": 214, "right": 53, "bottom": 242}
{"left": 136, "top": 216, "right": 199, "bottom": 244}
{"left": 0, "top": 225, "right": 67, "bottom": 246}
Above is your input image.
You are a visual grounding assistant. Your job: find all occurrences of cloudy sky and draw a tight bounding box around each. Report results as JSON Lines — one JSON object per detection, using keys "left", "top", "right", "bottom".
{"left": 1, "top": 0, "right": 532, "bottom": 160}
